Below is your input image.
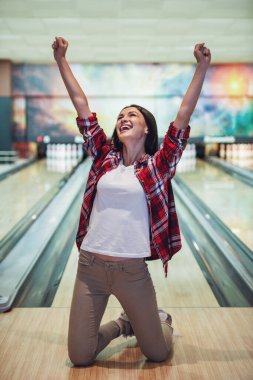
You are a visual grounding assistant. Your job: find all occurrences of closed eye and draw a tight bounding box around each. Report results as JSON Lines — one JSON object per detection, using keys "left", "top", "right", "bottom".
{"left": 117, "top": 111, "right": 137, "bottom": 120}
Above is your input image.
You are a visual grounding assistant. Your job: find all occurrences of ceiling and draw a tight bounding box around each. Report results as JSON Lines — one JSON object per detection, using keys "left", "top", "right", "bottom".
{"left": 0, "top": 0, "right": 253, "bottom": 64}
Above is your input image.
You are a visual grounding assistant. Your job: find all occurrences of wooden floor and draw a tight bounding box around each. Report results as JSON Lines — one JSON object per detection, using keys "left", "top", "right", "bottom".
{"left": 1, "top": 307, "right": 252, "bottom": 380}
{"left": 1, "top": 238, "right": 252, "bottom": 379}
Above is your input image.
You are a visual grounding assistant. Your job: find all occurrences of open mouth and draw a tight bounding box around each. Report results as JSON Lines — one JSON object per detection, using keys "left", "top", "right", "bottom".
{"left": 119, "top": 124, "right": 133, "bottom": 133}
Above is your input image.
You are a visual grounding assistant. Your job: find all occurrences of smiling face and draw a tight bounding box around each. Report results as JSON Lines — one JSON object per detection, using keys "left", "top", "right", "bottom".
{"left": 115, "top": 107, "right": 148, "bottom": 144}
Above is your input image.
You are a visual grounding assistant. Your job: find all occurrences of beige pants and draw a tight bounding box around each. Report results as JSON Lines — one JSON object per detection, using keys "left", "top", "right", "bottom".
{"left": 68, "top": 249, "right": 173, "bottom": 366}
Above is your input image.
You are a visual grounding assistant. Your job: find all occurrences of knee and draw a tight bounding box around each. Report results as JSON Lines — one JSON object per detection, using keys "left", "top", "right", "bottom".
{"left": 145, "top": 339, "right": 173, "bottom": 363}
{"left": 146, "top": 349, "right": 171, "bottom": 363}
{"left": 68, "top": 349, "right": 96, "bottom": 367}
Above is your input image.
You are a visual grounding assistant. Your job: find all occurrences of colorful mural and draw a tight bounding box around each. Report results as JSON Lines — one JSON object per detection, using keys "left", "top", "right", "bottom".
{"left": 12, "top": 63, "right": 253, "bottom": 141}
{"left": 12, "top": 97, "right": 26, "bottom": 141}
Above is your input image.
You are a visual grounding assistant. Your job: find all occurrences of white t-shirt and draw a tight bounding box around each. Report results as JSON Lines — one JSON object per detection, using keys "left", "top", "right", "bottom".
{"left": 80, "top": 159, "right": 151, "bottom": 258}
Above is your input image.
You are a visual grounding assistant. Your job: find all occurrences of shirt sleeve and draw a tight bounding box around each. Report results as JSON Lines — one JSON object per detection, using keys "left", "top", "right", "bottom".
{"left": 76, "top": 112, "right": 110, "bottom": 159}
{"left": 153, "top": 121, "right": 191, "bottom": 179}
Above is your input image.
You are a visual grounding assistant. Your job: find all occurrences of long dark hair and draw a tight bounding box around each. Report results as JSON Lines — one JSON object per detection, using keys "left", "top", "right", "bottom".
{"left": 111, "top": 104, "right": 159, "bottom": 155}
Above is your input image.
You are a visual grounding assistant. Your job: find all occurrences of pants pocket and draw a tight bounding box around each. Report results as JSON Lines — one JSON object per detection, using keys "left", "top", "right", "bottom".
{"left": 78, "top": 250, "right": 93, "bottom": 266}
{"left": 122, "top": 260, "right": 150, "bottom": 282}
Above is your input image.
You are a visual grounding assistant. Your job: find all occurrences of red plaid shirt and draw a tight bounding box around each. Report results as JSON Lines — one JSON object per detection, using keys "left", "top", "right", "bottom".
{"left": 76, "top": 113, "right": 190, "bottom": 276}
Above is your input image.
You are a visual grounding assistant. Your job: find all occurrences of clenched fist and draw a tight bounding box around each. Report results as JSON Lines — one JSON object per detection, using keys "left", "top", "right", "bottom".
{"left": 194, "top": 43, "right": 211, "bottom": 66}
{"left": 52, "top": 36, "right": 69, "bottom": 62}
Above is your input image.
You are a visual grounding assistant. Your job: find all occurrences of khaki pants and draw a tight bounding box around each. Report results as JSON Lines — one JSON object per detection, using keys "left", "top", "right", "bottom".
{"left": 68, "top": 249, "right": 173, "bottom": 366}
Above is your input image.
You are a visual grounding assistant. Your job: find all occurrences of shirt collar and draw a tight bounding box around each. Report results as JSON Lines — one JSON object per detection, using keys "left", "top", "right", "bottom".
{"left": 115, "top": 151, "right": 149, "bottom": 165}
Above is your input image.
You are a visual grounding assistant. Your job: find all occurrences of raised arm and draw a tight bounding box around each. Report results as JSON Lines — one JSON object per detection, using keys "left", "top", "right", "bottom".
{"left": 52, "top": 36, "right": 92, "bottom": 119}
{"left": 174, "top": 42, "right": 211, "bottom": 130}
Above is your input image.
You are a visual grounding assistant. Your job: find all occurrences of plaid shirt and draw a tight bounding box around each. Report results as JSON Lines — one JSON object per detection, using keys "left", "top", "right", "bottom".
{"left": 76, "top": 113, "right": 190, "bottom": 276}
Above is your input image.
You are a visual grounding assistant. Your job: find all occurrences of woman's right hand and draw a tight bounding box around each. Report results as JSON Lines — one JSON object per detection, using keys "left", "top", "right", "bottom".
{"left": 52, "top": 36, "right": 68, "bottom": 62}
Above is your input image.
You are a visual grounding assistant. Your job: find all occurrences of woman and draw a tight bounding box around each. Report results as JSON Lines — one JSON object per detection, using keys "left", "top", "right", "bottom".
{"left": 52, "top": 37, "right": 211, "bottom": 366}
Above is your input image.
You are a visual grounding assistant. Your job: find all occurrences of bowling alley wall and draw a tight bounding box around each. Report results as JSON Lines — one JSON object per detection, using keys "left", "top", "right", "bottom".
{"left": 12, "top": 63, "right": 253, "bottom": 143}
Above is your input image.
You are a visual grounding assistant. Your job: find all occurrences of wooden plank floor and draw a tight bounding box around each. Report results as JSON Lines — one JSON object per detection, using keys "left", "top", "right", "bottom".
{"left": 1, "top": 237, "right": 252, "bottom": 379}
{"left": 0, "top": 307, "right": 252, "bottom": 380}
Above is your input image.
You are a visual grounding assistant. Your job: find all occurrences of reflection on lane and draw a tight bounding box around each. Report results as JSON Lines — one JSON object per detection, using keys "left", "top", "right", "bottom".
{"left": 0, "top": 159, "right": 76, "bottom": 241}
{"left": 177, "top": 159, "right": 253, "bottom": 250}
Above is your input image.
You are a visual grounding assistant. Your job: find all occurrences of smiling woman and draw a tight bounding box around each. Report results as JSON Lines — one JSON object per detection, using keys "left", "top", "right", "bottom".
{"left": 52, "top": 36, "right": 211, "bottom": 367}
{"left": 111, "top": 104, "right": 159, "bottom": 164}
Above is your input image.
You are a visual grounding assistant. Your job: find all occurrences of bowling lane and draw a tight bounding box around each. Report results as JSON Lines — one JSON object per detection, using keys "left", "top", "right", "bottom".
{"left": 0, "top": 163, "right": 15, "bottom": 175}
{"left": 221, "top": 143, "right": 253, "bottom": 171}
{"left": 226, "top": 157, "right": 253, "bottom": 171}
{"left": 177, "top": 159, "right": 253, "bottom": 250}
{"left": 0, "top": 158, "right": 77, "bottom": 241}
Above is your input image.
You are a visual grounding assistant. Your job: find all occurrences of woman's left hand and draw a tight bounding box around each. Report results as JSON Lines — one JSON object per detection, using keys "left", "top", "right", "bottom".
{"left": 194, "top": 43, "right": 211, "bottom": 66}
